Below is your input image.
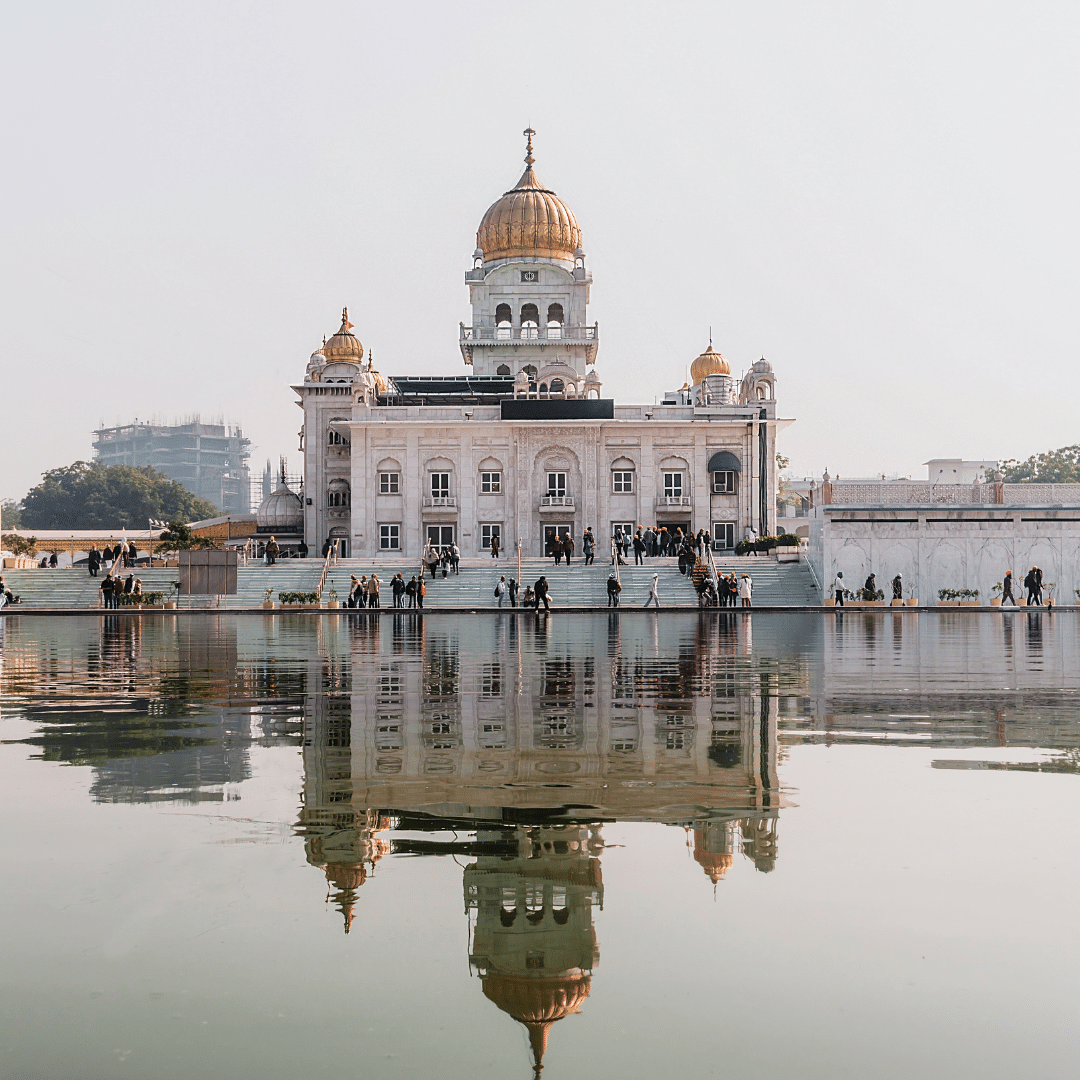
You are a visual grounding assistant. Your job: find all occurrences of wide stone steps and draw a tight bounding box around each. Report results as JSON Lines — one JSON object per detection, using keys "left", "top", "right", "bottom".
{"left": 1, "top": 556, "right": 820, "bottom": 608}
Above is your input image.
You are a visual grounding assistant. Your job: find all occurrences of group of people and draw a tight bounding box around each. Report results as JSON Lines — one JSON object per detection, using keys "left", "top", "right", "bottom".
{"left": 348, "top": 573, "right": 430, "bottom": 608}
{"left": 1004, "top": 567, "right": 1047, "bottom": 606}
{"left": 830, "top": 567, "right": 1051, "bottom": 607}
{"left": 424, "top": 543, "right": 460, "bottom": 578}
{"left": 0, "top": 574, "right": 19, "bottom": 609}
{"left": 492, "top": 574, "right": 549, "bottom": 609}
{"left": 87, "top": 542, "right": 139, "bottom": 577}
{"left": 100, "top": 573, "right": 142, "bottom": 607}
{"left": 712, "top": 572, "right": 753, "bottom": 607}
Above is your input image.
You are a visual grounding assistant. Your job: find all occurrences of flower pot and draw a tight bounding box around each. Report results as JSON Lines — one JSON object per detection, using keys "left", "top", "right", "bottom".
{"left": 1015, "top": 597, "right": 1027, "bottom": 607}
{"left": 891, "top": 599, "right": 905, "bottom": 607}
{"left": 262, "top": 601, "right": 275, "bottom": 609}
{"left": 905, "top": 598, "right": 918, "bottom": 606}
{"left": 990, "top": 598, "right": 1002, "bottom": 607}
{"left": 326, "top": 600, "right": 340, "bottom": 609}
{"left": 165, "top": 602, "right": 177, "bottom": 609}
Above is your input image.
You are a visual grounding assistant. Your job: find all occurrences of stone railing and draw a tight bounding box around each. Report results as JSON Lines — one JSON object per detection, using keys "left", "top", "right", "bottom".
{"left": 540, "top": 495, "right": 575, "bottom": 508}
{"left": 655, "top": 495, "right": 692, "bottom": 508}
{"left": 460, "top": 323, "right": 599, "bottom": 344}
{"left": 820, "top": 481, "right": 1080, "bottom": 507}
{"left": 422, "top": 496, "right": 457, "bottom": 508}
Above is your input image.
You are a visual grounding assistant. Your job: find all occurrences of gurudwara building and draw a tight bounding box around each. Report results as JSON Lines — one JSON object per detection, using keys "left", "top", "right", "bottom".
{"left": 295, "top": 130, "right": 790, "bottom": 559}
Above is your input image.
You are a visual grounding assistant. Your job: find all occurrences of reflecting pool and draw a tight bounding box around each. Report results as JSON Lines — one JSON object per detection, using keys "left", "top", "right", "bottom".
{"left": 1, "top": 611, "right": 1077, "bottom": 1079}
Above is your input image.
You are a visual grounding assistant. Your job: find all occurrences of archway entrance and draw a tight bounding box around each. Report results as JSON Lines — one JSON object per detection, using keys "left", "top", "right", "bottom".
{"left": 543, "top": 524, "right": 573, "bottom": 556}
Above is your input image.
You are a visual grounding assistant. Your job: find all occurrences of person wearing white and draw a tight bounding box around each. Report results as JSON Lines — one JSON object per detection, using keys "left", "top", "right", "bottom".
{"left": 495, "top": 576, "right": 507, "bottom": 607}
{"left": 644, "top": 573, "right": 660, "bottom": 608}
{"left": 738, "top": 574, "right": 753, "bottom": 607}
{"left": 831, "top": 570, "right": 846, "bottom": 607}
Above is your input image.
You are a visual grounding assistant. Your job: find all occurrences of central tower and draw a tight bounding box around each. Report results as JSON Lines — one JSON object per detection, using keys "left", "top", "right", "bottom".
{"left": 460, "top": 129, "right": 598, "bottom": 395}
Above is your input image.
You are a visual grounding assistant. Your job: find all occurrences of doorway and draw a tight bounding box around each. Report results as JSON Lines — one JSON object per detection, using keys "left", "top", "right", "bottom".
{"left": 543, "top": 524, "right": 573, "bottom": 556}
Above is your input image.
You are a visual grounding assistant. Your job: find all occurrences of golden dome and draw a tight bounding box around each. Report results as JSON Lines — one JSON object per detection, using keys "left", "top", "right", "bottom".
{"left": 693, "top": 829, "right": 733, "bottom": 884}
{"left": 322, "top": 308, "right": 364, "bottom": 362}
{"left": 366, "top": 349, "right": 387, "bottom": 395}
{"left": 477, "top": 128, "right": 582, "bottom": 264}
{"left": 690, "top": 343, "right": 730, "bottom": 385}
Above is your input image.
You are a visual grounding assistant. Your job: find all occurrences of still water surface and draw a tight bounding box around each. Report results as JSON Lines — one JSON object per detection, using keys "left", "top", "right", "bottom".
{"left": 0, "top": 612, "right": 1077, "bottom": 1079}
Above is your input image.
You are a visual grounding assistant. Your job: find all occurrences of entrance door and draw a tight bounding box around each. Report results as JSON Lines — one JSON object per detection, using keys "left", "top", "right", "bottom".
{"left": 426, "top": 525, "right": 455, "bottom": 548}
{"left": 543, "top": 524, "right": 573, "bottom": 555}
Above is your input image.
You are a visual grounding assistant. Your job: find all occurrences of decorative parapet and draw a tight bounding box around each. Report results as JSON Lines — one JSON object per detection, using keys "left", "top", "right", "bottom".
{"left": 816, "top": 481, "right": 1080, "bottom": 507}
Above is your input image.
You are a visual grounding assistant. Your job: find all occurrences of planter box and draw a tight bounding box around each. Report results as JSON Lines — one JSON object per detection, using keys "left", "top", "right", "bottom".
{"left": 890, "top": 599, "right": 905, "bottom": 607}
{"left": 937, "top": 600, "right": 960, "bottom": 608}
{"left": 824, "top": 598, "right": 836, "bottom": 607}
{"left": 1015, "top": 598, "right": 1027, "bottom": 607}
{"left": 776, "top": 551, "right": 800, "bottom": 563}
{"left": 262, "top": 602, "right": 275, "bottom": 609}
{"left": 990, "top": 598, "right": 1002, "bottom": 607}
{"left": 867, "top": 600, "right": 886, "bottom": 607}
{"left": 326, "top": 600, "right": 340, "bottom": 609}
{"left": 905, "top": 598, "right": 918, "bottom": 606}
{"left": 164, "top": 602, "right": 177, "bottom": 609}
{"left": 959, "top": 600, "right": 980, "bottom": 607}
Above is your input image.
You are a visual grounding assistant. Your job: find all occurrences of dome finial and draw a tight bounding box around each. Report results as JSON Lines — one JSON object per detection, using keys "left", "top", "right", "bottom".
{"left": 341, "top": 307, "right": 353, "bottom": 331}
{"left": 524, "top": 126, "right": 536, "bottom": 168}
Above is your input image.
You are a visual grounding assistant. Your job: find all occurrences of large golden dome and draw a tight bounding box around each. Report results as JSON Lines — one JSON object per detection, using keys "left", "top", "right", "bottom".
{"left": 477, "top": 129, "right": 582, "bottom": 264}
{"left": 690, "top": 342, "right": 730, "bottom": 384}
{"left": 322, "top": 308, "right": 364, "bottom": 362}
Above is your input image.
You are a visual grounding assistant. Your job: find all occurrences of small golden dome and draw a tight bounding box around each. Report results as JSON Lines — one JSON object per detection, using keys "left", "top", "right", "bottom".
{"left": 477, "top": 128, "right": 582, "bottom": 263}
{"left": 322, "top": 308, "right": 364, "bottom": 362}
{"left": 366, "top": 350, "right": 387, "bottom": 395}
{"left": 690, "top": 343, "right": 730, "bottom": 384}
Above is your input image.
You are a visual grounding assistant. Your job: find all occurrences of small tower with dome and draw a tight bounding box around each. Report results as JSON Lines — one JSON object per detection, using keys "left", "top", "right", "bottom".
{"left": 460, "top": 128, "right": 598, "bottom": 392}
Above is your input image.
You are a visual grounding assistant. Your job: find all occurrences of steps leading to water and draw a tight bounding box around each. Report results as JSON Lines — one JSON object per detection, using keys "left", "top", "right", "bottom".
{"left": 2, "top": 555, "right": 819, "bottom": 609}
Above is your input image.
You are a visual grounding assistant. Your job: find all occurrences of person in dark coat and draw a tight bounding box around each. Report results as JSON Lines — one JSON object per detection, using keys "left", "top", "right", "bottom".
{"left": 123, "top": 574, "right": 134, "bottom": 594}
{"left": 297, "top": 540, "right": 308, "bottom": 558}
{"left": 552, "top": 536, "right": 563, "bottom": 566}
{"left": 582, "top": 529, "right": 594, "bottom": 566}
{"left": 128, "top": 540, "right": 138, "bottom": 566}
{"left": 633, "top": 532, "right": 645, "bottom": 565}
{"left": 490, "top": 533, "right": 500, "bottom": 558}
{"left": 88, "top": 548, "right": 101, "bottom": 577}
{"left": 100, "top": 573, "right": 115, "bottom": 608}
{"left": 392, "top": 573, "right": 406, "bottom": 608}
{"left": 607, "top": 573, "right": 621, "bottom": 607}
{"left": 534, "top": 576, "right": 550, "bottom": 611}
{"left": 892, "top": 574, "right": 903, "bottom": 601}
{"left": 863, "top": 573, "right": 877, "bottom": 600}
{"left": 508, "top": 578, "right": 519, "bottom": 607}
{"left": 563, "top": 533, "right": 574, "bottom": 565}
{"left": 321, "top": 538, "right": 332, "bottom": 559}
{"left": 1034, "top": 566, "right": 1044, "bottom": 605}
{"left": 1001, "top": 571, "right": 1015, "bottom": 605}
{"left": 405, "top": 577, "right": 417, "bottom": 608}
{"left": 1024, "top": 568, "right": 1039, "bottom": 606}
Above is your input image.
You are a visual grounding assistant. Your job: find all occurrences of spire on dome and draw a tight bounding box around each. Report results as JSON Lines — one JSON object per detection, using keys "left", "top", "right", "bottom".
{"left": 524, "top": 126, "right": 536, "bottom": 167}
{"left": 340, "top": 307, "right": 354, "bottom": 332}
{"left": 526, "top": 1021, "right": 549, "bottom": 1076}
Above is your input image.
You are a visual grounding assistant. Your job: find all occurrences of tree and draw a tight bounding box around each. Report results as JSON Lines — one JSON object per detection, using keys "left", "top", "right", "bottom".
{"left": 20, "top": 462, "right": 219, "bottom": 530}
{"left": 155, "top": 521, "right": 219, "bottom": 553}
{"left": 999, "top": 445, "right": 1080, "bottom": 484}
{"left": 2, "top": 534, "right": 37, "bottom": 557}
{"left": 1, "top": 500, "right": 23, "bottom": 529}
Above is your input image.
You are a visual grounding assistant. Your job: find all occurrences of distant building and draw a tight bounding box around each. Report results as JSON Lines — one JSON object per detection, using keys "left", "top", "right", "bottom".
{"left": 92, "top": 417, "right": 252, "bottom": 514}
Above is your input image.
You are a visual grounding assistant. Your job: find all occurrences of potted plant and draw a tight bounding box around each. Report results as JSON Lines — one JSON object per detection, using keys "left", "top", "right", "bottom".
{"left": 990, "top": 582, "right": 1003, "bottom": 608}
{"left": 262, "top": 587, "right": 275, "bottom": 610}
{"left": 905, "top": 582, "right": 918, "bottom": 607}
{"left": 165, "top": 581, "right": 180, "bottom": 609}
{"left": 1045, "top": 582, "right": 1057, "bottom": 610}
{"left": 776, "top": 533, "right": 801, "bottom": 562}
{"left": 278, "top": 590, "right": 320, "bottom": 609}
{"left": 937, "top": 588, "right": 960, "bottom": 608}
{"left": 959, "top": 588, "right": 980, "bottom": 608}
{"left": 326, "top": 586, "right": 340, "bottom": 609}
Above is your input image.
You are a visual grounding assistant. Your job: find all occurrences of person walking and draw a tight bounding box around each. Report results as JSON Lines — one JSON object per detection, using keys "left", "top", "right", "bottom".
{"left": 265, "top": 536, "right": 279, "bottom": 566}
{"left": 490, "top": 533, "right": 500, "bottom": 559}
{"left": 88, "top": 547, "right": 101, "bottom": 577}
{"left": 863, "top": 573, "right": 877, "bottom": 600}
{"left": 534, "top": 575, "right": 551, "bottom": 611}
{"left": 1034, "top": 566, "right": 1044, "bottom": 606}
{"left": 451, "top": 542, "right": 460, "bottom": 574}
{"left": 633, "top": 531, "right": 645, "bottom": 565}
{"left": 644, "top": 573, "right": 660, "bottom": 608}
{"left": 892, "top": 573, "right": 903, "bottom": 602}
{"left": 738, "top": 573, "right": 753, "bottom": 608}
{"left": 495, "top": 575, "right": 508, "bottom": 607}
{"left": 553, "top": 537, "right": 563, "bottom": 567}
{"left": 607, "top": 572, "right": 621, "bottom": 607}
{"left": 1001, "top": 570, "right": 1016, "bottom": 605}
{"left": 508, "top": 578, "right": 519, "bottom": 607}
{"left": 831, "top": 570, "right": 846, "bottom": 607}
{"left": 367, "top": 573, "right": 380, "bottom": 608}
{"left": 100, "top": 572, "right": 115, "bottom": 609}
{"left": 658, "top": 528, "right": 670, "bottom": 557}
{"left": 406, "top": 576, "right": 417, "bottom": 608}
{"left": 563, "top": 533, "right": 574, "bottom": 565}
{"left": 582, "top": 528, "right": 594, "bottom": 566}
{"left": 440, "top": 547, "right": 450, "bottom": 578}
{"left": 425, "top": 546, "right": 439, "bottom": 579}
{"left": 621, "top": 531, "right": 630, "bottom": 562}
{"left": 1024, "top": 567, "right": 1039, "bottom": 606}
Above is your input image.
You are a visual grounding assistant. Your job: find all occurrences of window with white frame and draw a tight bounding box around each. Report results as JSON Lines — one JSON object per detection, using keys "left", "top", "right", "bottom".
{"left": 480, "top": 524, "right": 502, "bottom": 550}
{"left": 547, "top": 472, "right": 567, "bottom": 497}
{"left": 612, "top": 522, "right": 635, "bottom": 539}
{"left": 379, "top": 472, "right": 400, "bottom": 494}
{"left": 712, "top": 522, "right": 735, "bottom": 550}
{"left": 612, "top": 470, "right": 634, "bottom": 494}
{"left": 712, "top": 470, "right": 736, "bottom": 494}
{"left": 481, "top": 471, "right": 501, "bottom": 494}
{"left": 663, "top": 471, "right": 684, "bottom": 498}
{"left": 379, "top": 524, "right": 400, "bottom": 550}
{"left": 430, "top": 472, "right": 450, "bottom": 498}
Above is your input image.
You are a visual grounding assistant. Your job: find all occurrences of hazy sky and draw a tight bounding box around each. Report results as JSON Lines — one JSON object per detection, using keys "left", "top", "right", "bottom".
{"left": 2, "top": 1, "right": 1077, "bottom": 502}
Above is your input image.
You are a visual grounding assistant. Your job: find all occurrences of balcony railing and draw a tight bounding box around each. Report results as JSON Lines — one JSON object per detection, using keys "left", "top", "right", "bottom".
{"left": 422, "top": 496, "right": 457, "bottom": 508}
{"left": 460, "top": 323, "right": 599, "bottom": 344}
{"left": 540, "top": 495, "right": 575, "bottom": 508}
{"left": 655, "top": 495, "right": 691, "bottom": 508}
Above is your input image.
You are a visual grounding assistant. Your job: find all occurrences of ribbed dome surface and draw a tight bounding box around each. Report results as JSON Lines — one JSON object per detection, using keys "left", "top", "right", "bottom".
{"left": 690, "top": 343, "right": 730, "bottom": 384}
{"left": 477, "top": 130, "right": 581, "bottom": 263}
{"left": 256, "top": 483, "right": 302, "bottom": 531}
{"left": 322, "top": 309, "right": 364, "bottom": 362}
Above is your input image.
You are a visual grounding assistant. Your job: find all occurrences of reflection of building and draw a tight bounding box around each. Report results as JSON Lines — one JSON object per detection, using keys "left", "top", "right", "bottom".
{"left": 466, "top": 825, "right": 603, "bottom": 1076}
{"left": 296, "top": 130, "right": 790, "bottom": 559}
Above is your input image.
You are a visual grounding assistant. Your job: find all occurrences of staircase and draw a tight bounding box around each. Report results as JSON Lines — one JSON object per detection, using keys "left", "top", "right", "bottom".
{"left": 0, "top": 555, "right": 820, "bottom": 609}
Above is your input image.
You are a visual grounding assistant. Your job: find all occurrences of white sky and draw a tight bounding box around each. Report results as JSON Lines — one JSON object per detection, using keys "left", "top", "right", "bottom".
{"left": 2, "top": 0, "right": 1077, "bottom": 500}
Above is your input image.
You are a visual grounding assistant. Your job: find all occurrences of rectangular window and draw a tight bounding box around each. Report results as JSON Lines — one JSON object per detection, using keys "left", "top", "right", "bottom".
{"left": 712, "top": 470, "right": 736, "bottom": 493}
{"left": 663, "top": 471, "right": 684, "bottom": 498}
{"left": 430, "top": 472, "right": 450, "bottom": 498}
{"left": 547, "top": 472, "right": 567, "bottom": 497}
{"left": 612, "top": 521, "right": 635, "bottom": 539}
{"left": 481, "top": 471, "right": 501, "bottom": 494}
{"left": 612, "top": 471, "right": 634, "bottom": 493}
{"left": 480, "top": 524, "right": 502, "bottom": 550}
{"left": 379, "top": 524, "right": 400, "bottom": 550}
{"left": 379, "top": 472, "right": 399, "bottom": 494}
{"left": 712, "top": 522, "right": 736, "bottom": 550}
{"left": 426, "top": 525, "right": 455, "bottom": 547}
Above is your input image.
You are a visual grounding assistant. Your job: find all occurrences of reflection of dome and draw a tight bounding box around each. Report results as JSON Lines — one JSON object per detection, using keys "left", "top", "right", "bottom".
{"left": 477, "top": 129, "right": 582, "bottom": 264}
{"left": 322, "top": 308, "right": 364, "bottom": 361}
{"left": 256, "top": 482, "right": 302, "bottom": 531}
{"left": 690, "top": 343, "right": 730, "bottom": 384}
{"left": 482, "top": 972, "right": 591, "bottom": 1075}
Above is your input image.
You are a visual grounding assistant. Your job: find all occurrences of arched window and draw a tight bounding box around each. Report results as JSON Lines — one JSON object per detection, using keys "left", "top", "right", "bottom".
{"left": 539, "top": 383, "right": 549, "bottom": 397}
{"left": 327, "top": 478, "right": 351, "bottom": 508}
{"left": 549, "top": 378, "right": 564, "bottom": 395}
{"left": 496, "top": 363, "right": 511, "bottom": 376}
{"left": 496, "top": 303, "right": 512, "bottom": 340}
{"left": 521, "top": 303, "right": 539, "bottom": 340}
{"left": 523, "top": 365, "right": 537, "bottom": 382}
{"left": 546, "top": 303, "right": 564, "bottom": 339}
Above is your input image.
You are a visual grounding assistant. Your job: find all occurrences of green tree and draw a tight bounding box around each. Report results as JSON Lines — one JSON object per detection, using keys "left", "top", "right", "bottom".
{"left": 155, "top": 521, "right": 219, "bottom": 553}
{"left": 1, "top": 500, "right": 23, "bottom": 529}
{"left": 20, "top": 462, "right": 219, "bottom": 530}
{"left": 2, "top": 533, "right": 37, "bottom": 557}
{"left": 999, "top": 445, "right": 1080, "bottom": 484}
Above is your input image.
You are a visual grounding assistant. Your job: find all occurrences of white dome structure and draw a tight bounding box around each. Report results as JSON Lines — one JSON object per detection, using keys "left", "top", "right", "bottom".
{"left": 257, "top": 481, "right": 303, "bottom": 532}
